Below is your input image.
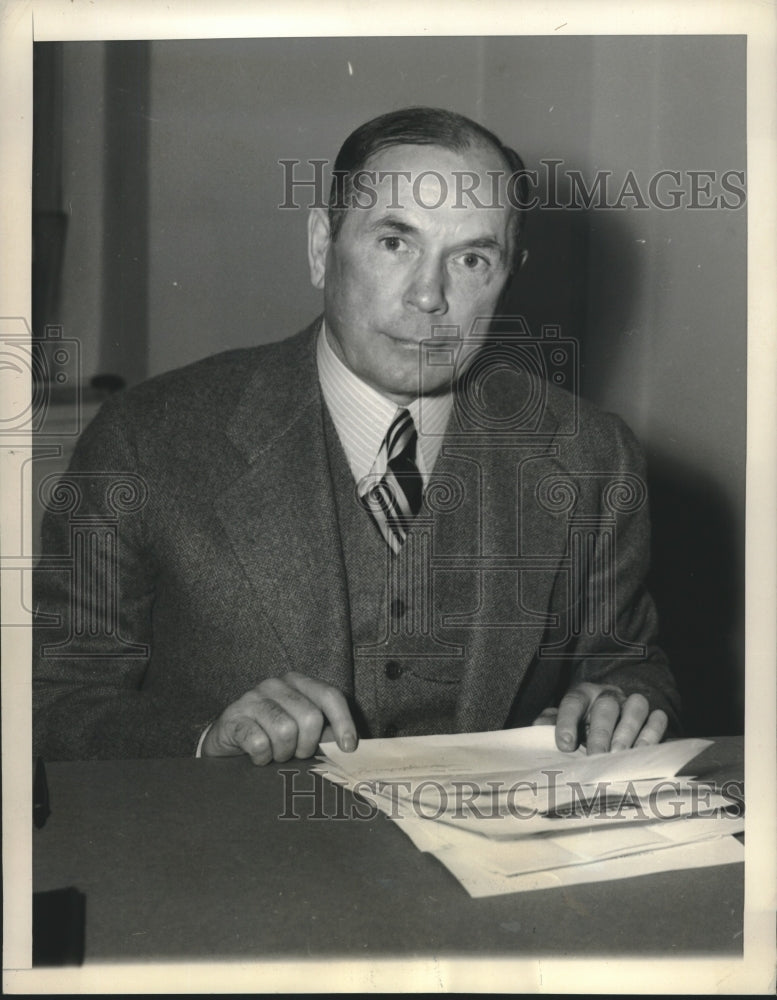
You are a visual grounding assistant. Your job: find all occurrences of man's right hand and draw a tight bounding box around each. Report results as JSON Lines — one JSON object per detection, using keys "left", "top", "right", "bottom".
{"left": 201, "top": 671, "right": 357, "bottom": 764}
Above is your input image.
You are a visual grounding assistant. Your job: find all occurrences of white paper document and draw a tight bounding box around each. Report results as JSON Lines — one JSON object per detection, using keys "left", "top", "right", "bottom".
{"left": 431, "top": 835, "right": 745, "bottom": 898}
{"left": 316, "top": 727, "right": 743, "bottom": 897}
{"left": 319, "top": 725, "right": 712, "bottom": 786}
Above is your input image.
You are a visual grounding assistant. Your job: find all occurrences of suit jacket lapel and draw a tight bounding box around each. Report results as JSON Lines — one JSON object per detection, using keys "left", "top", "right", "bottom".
{"left": 214, "top": 322, "right": 353, "bottom": 694}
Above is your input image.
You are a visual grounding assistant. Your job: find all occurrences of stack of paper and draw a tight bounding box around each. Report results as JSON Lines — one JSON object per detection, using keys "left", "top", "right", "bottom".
{"left": 313, "top": 727, "right": 744, "bottom": 897}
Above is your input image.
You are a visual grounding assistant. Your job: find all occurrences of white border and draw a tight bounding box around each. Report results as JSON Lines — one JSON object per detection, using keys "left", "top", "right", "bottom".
{"left": 2, "top": 0, "right": 775, "bottom": 994}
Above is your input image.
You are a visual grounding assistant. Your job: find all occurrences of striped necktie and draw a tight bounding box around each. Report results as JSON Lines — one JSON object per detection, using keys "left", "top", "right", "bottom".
{"left": 361, "top": 408, "right": 424, "bottom": 553}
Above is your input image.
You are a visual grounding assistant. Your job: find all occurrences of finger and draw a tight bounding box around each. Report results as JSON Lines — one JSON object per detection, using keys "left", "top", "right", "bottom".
{"left": 609, "top": 693, "right": 650, "bottom": 752}
{"left": 257, "top": 678, "right": 326, "bottom": 759}
{"left": 284, "top": 672, "right": 358, "bottom": 752}
{"left": 634, "top": 709, "right": 669, "bottom": 747}
{"left": 532, "top": 707, "right": 558, "bottom": 727}
{"left": 554, "top": 688, "right": 592, "bottom": 751}
{"left": 249, "top": 695, "right": 305, "bottom": 762}
{"left": 232, "top": 716, "right": 275, "bottom": 765}
{"left": 584, "top": 692, "right": 623, "bottom": 755}
{"left": 203, "top": 713, "right": 273, "bottom": 766}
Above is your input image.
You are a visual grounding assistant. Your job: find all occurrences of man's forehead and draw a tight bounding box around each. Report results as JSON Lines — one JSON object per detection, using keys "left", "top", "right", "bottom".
{"left": 363, "top": 140, "right": 507, "bottom": 174}
{"left": 347, "top": 142, "right": 513, "bottom": 230}
{"left": 363, "top": 142, "right": 509, "bottom": 190}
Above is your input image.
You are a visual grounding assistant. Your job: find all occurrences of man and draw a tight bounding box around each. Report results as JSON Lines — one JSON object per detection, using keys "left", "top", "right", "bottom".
{"left": 33, "top": 107, "right": 680, "bottom": 763}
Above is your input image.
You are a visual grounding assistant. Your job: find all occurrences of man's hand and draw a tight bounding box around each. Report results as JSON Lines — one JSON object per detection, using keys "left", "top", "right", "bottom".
{"left": 533, "top": 682, "right": 668, "bottom": 755}
{"left": 201, "top": 671, "right": 357, "bottom": 764}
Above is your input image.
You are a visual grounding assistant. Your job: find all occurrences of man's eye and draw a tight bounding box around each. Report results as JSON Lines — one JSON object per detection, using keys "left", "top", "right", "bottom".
{"left": 380, "top": 236, "right": 405, "bottom": 252}
{"left": 457, "top": 252, "right": 488, "bottom": 270}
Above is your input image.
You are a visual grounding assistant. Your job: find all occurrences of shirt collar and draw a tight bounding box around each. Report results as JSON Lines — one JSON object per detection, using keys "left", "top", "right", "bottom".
{"left": 316, "top": 321, "right": 453, "bottom": 485}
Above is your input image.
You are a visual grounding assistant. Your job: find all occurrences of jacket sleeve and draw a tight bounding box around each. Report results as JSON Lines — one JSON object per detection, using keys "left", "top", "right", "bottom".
{"left": 33, "top": 394, "right": 214, "bottom": 760}
{"left": 540, "top": 412, "right": 682, "bottom": 734}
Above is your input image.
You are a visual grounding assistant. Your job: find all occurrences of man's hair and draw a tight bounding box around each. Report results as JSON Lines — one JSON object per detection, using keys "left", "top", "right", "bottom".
{"left": 327, "top": 106, "right": 528, "bottom": 267}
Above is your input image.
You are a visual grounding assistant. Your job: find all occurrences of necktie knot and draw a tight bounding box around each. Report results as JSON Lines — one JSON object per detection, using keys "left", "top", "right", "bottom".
{"left": 385, "top": 408, "right": 416, "bottom": 462}
{"left": 362, "top": 408, "right": 424, "bottom": 552}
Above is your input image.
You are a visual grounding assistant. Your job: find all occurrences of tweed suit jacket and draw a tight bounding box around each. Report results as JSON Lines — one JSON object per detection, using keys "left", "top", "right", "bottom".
{"left": 32, "top": 320, "right": 680, "bottom": 760}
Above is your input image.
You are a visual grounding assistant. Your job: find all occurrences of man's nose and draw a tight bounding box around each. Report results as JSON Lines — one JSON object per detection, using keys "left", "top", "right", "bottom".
{"left": 404, "top": 259, "right": 448, "bottom": 314}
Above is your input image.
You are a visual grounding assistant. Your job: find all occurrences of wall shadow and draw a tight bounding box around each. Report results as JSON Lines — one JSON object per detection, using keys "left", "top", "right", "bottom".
{"left": 646, "top": 451, "right": 744, "bottom": 736}
{"left": 500, "top": 201, "right": 592, "bottom": 355}
{"left": 500, "top": 201, "right": 645, "bottom": 406}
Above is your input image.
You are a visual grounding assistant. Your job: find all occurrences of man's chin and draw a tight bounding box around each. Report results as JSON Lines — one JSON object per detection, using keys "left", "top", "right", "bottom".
{"left": 378, "top": 373, "right": 455, "bottom": 402}
{"left": 363, "top": 345, "right": 456, "bottom": 401}
{"left": 418, "top": 377, "right": 456, "bottom": 399}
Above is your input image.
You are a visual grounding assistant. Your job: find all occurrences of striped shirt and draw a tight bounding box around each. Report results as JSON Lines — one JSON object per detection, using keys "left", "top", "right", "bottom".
{"left": 316, "top": 321, "right": 453, "bottom": 490}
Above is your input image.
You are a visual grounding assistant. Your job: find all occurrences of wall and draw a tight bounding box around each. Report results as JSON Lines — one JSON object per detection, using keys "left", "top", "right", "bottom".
{"left": 56, "top": 42, "right": 106, "bottom": 382}
{"left": 52, "top": 35, "right": 747, "bottom": 733}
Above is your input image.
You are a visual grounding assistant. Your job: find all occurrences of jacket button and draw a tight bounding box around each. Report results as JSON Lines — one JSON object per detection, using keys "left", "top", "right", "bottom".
{"left": 384, "top": 660, "right": 403, "bottom": 680}
{"left": 384, "top": 723, "right": 398, "bottom": 738}
{"left": 390, "top": 598, "right": 406, "bottom": 619}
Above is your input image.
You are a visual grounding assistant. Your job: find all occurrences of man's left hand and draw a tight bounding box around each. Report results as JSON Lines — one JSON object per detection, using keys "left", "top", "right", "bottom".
{"left": 533, "top": 682, "right": 668, "bottom": 754}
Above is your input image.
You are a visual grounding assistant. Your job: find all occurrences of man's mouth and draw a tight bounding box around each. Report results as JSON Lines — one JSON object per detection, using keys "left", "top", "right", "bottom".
{"left": 380, "top": 330, "right": 426, "bottom": 348}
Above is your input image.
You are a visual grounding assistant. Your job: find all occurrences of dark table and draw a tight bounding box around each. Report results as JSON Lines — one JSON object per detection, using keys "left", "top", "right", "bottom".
{"left": 33, "top": 737, "right": 744, "bottom": 962}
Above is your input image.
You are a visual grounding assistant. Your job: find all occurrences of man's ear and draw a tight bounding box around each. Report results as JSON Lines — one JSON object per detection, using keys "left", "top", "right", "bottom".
{"left": 307, "top": 207, "right": 331, "bottom": 290}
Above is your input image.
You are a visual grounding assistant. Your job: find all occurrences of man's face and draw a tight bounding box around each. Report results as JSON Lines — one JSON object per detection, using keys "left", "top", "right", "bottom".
{"left": 308, "top": 143, "right": 515, "bottom": 404}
